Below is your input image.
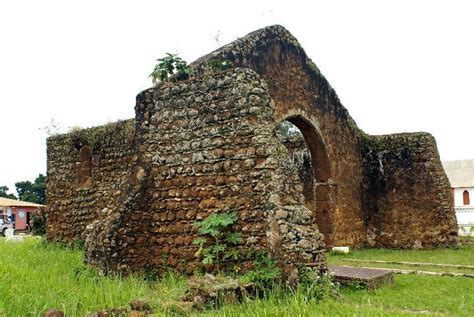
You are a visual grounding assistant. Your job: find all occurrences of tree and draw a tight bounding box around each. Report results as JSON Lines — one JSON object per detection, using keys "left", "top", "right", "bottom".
{"left": 15, "top": 174, "right": 46, "bottom": 204}
{"left": 0, "top": 186, "right": 17, "bottom": 200}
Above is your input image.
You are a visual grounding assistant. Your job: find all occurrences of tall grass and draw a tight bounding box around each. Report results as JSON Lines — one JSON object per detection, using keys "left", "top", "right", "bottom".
{"left": 0, "top": 238, "right": 185, "bottom": 316}
{"left": 1, "top": 237, "right": 473, "bottom": 316}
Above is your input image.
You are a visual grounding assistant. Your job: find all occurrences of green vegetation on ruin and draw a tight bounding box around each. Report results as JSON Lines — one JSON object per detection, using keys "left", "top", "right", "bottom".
{"left": 68, "top": 119, "right": 135, "bottom": 149}
{"left": 149, "top": 53, "right": 193, "bottom": 84}
{"left": 1, "top": 237, "right": 473, "bottom": 316}
{"left": 192, "top": 211, "right": 243, "bottom": 270}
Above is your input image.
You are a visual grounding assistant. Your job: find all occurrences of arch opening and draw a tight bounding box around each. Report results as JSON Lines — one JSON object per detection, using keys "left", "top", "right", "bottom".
{"left": 278, "top": 116, "right": 334, "bottom": 246}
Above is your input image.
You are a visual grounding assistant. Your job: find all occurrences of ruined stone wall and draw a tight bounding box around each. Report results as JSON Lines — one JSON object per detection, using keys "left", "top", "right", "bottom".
{"left": 193, "top": 25, "right": 367, "bottom": 247}
{"left": 361, "top": 133, "right": 458, "bottom": 248}
{"left": 46, "top": 25, "right": 458, "bottom": 275}
{"left": 192, "top": 25, "right": 457, "bottom": 248}
{"left": 83, "top": 68, "right": 326, "bottom": 274}
{"left": 46, "top": 120, "right": 135, "bottom": 242}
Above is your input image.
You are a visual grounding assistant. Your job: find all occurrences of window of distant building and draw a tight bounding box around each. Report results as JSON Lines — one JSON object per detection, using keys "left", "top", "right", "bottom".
{"left": 463, "top": 190, "right": 470, "bottom": 205}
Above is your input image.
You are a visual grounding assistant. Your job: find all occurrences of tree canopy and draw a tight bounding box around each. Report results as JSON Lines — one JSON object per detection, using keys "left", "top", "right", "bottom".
{"left": 15, "top": 174, "right": 46, "bottom": 204}
{"left": 0, "top": 186, "right": 17, "bottom": 200}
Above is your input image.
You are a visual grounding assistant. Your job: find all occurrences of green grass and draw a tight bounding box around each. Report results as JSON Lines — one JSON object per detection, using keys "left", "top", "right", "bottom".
{"left": 200, "top": 275, "right": 474, "bottom": 316}
{"left": 328, "top": 243, "right": 474, "bottom": 274}
{"left": 328, "top": 243, "right": 474, "bottom": 265}
{"left": 1, "top": 237, "right": 473, "bottom": 316}
{"left": 0, "top": 238, "right": 185, "bottom": 316}
{"left": 340, "top": 275, "right": 473, "bottom": 316}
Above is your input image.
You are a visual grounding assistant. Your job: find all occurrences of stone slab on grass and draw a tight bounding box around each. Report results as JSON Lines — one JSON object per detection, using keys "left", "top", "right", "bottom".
{"left": 329, "top": 265, "right": 394, "bottom": 289}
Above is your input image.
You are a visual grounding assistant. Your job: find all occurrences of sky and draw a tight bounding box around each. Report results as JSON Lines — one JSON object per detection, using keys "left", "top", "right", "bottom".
{"left": 1, "top": 0, "right": 473, "bottom": 195}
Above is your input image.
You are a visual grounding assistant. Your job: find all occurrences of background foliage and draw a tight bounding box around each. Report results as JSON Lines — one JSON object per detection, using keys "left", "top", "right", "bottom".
{"left": 0, "top": 173, "right": 46, "bottom": 204}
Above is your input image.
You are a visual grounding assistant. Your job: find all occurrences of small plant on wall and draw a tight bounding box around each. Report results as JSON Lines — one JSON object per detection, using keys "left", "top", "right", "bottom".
{"left": 192, "top": 211, "right": 242, "bottom": 272}
{"left": 149, "top": 53, "right": 193, "bottom": 84}
{"left": 208, "top": 58, "right": 233, "bottom": 72}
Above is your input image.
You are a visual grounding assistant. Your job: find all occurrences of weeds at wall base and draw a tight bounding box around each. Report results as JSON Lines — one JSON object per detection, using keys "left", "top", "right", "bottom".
{"left": 37, "top": 239, "right": 340, "bottom": 312}
{"left": 37, "top": 236, "right": 85, "bottom": 251}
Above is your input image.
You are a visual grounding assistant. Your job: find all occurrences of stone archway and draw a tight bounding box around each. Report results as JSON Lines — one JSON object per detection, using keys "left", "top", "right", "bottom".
{"left": 282, "top": 115, "right": 334, "bottom": 247}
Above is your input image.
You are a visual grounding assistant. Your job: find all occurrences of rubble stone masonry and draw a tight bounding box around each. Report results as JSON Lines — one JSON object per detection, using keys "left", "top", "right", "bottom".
{"left": 46, "top": 25, "right": 458, "bottom": 275}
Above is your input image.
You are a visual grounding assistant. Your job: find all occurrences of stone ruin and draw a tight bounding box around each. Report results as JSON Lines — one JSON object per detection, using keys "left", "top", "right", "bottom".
{"left": 45, "top": 25, "right": 458, "bottom": 275}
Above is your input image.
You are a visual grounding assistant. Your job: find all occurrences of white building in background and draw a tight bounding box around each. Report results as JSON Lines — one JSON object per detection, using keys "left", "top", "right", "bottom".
{"left": 443, "top": 160, "right": 474, "bottom": 236}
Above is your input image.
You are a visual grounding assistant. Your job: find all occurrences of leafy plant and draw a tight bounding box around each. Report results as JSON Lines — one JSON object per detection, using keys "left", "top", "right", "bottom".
{"left": 297, "top": 267, "right": 338, "bottom": 302}
{"left": 149, "top": 53, "right": 193, "bottom": 84}
{"left": 208, "top": 58, "right": 233, "bottom": 72}
{"left": 193, "top": 211, "right": 242, "bottom": 272}
{"left": 240, "top": 251, "right": 281, "bottom": 291}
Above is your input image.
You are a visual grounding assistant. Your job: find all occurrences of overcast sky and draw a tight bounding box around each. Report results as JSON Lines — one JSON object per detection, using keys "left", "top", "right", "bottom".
{"left": 1, "top": 0, "right": 473, "bottom": 195}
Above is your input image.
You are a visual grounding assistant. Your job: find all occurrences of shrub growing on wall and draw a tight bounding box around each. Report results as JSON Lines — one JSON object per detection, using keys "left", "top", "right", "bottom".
{"left": 149, "top": 53, "right": 193, "bottom": 83}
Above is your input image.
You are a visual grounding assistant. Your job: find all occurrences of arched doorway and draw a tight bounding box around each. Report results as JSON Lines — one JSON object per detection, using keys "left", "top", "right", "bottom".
{"left": 278, "top": 116, "right": 334, "bottom": 246}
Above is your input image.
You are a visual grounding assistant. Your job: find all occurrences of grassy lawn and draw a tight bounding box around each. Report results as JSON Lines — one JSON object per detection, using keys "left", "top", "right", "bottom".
{"left": 1, "top": 237, "right": 473, "bottom": 316}
{"left": 328, "top": 241, "right": 474, "bottom": 274}
{"left": 328, "top": 240, "right": 474, "bottom": 265}
{"left": 0, "top": 238, "right": 187, "bottom": 316}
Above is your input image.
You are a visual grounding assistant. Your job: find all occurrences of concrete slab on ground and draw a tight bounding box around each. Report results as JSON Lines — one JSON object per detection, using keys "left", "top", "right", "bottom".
{"left": 329, "top": 265, "right": 394, "bottom": 289}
